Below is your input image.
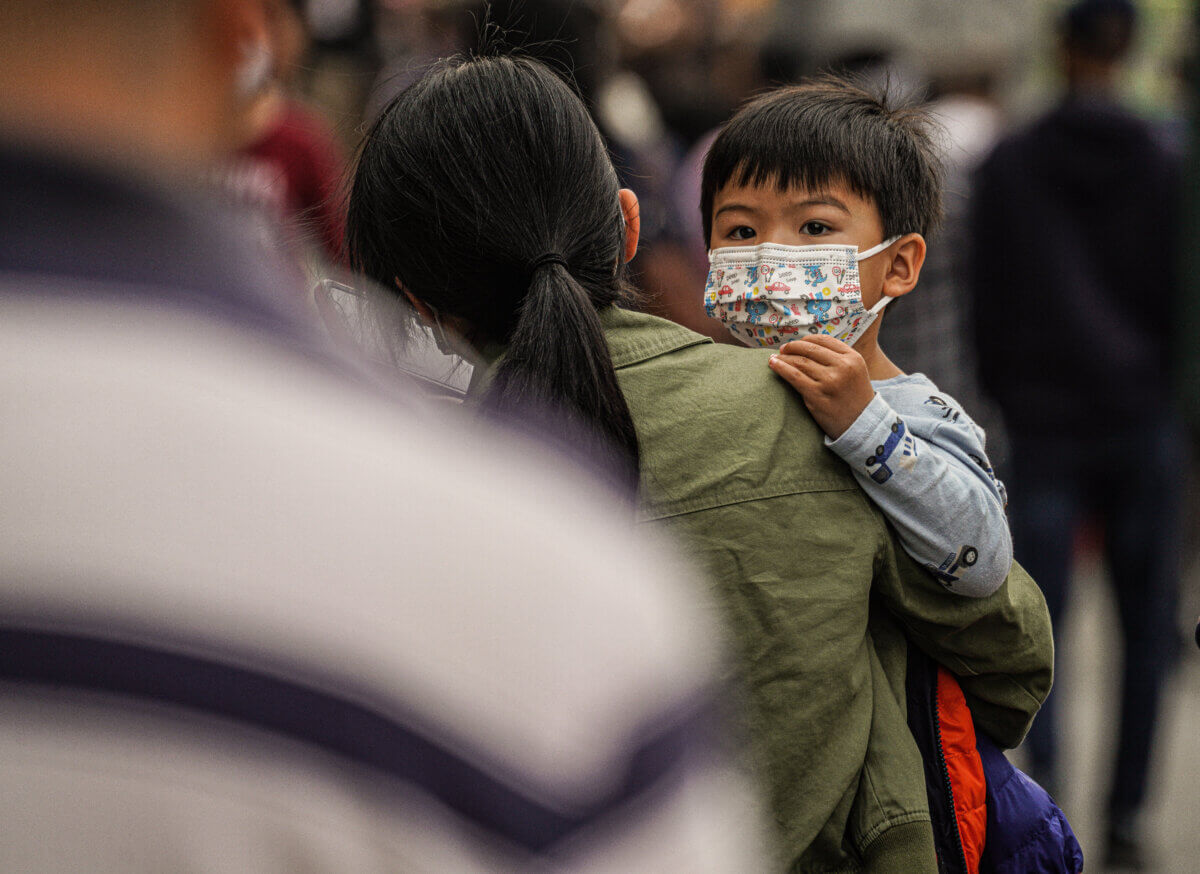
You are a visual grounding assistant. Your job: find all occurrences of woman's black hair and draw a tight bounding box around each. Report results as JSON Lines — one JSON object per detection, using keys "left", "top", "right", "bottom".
{"left": 345, "top": 53, "right": 639, "bottom": 477}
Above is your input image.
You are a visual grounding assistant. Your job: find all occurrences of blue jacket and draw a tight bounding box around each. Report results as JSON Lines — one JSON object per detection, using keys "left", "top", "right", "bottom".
{"left": 976, "top": 733, "right": 1084, "bottom": 874}
{"left": 907, "top": 647, "right": 1084, "bottom": 874}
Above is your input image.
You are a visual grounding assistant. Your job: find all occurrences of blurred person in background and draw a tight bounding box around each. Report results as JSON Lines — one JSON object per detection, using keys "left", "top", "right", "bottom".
{"left": 970, "top": 1, "right": 1185, "bottom": 868}
{"left": 220, "top": 0, "right": 349, "bottom": 265}
{"left": 297, "top": 0, "right": 380, "bottom": 146}
{"left": 0, "top": 1, "right": 765, "bottom": 870}
{"left": 884, "top": 63, "right": 1011, "bottom": 468}
{"left": 611, "top": 0, "right": 772, "bottom": 345}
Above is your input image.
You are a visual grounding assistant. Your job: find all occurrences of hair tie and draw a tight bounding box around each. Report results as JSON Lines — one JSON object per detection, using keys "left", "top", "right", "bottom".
{"left": 529, "top": 252, "right": 568, "bottom": 274}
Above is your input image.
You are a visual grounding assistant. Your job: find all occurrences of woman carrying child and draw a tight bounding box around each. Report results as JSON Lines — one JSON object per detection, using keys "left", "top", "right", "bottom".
{"left": 346, "top": 51, "right": 1055, "bottom": 874}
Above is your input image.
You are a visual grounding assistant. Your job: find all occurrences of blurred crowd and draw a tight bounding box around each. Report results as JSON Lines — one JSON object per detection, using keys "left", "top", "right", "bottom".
{"left": 2, "top": 0, "right": 1197, "bottom": 872}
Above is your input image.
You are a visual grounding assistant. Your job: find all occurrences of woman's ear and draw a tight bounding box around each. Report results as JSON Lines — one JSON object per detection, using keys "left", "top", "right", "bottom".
{"left": 881, "top": 233, "right": 927, "bottom": 299}
{"left": 619, "top": 188, "right": 640, "bottom": 264}
{"left": 397, "top": 279, "right": 436, "bottom": 327}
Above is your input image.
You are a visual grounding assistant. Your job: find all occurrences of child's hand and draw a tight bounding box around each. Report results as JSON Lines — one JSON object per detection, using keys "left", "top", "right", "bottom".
{"left": 768, "top": 335, "right": 875, "bottom": 439}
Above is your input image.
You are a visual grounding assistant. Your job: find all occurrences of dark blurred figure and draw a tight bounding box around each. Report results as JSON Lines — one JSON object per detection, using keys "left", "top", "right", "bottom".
{"left": 625, "top": 1, "right": 780, "bottom": 344}
{"left": 367, "top": 0, "right": 611, "bottom": 122}
{"left": 0, "top": 1, "right": 762, "bottom": 870}
{"left": 971, "top": 1, "right": 1185, "bottom": 868}
{"left": 885, "top": 65, "right": 1010, "bottom": 468}
{"left": 298, "top": 0, "right": 380, "bottom": 146}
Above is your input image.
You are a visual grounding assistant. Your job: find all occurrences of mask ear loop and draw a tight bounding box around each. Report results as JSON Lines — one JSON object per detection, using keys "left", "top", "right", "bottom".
{"left": 855, "top": 235, "right": 902, "bottom": 262}
{"left": 235, "top": 40, "right": 274, "bottom": 101}
{"left": 866, "top": 296, "right": 893, "bottom": 316}
{"left": 424, "top": 301, "right": 456, "bottom": 355}
{"left": 857, "top": 235, "right": 904, "bottom": 316}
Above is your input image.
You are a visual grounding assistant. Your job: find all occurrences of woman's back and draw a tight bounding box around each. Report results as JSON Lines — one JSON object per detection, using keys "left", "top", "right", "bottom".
{"left": 600, "top": 306, "right": 1054, "bottom": 872}
{"left": 601, "top": 305, "right": 930, "bottom": 869}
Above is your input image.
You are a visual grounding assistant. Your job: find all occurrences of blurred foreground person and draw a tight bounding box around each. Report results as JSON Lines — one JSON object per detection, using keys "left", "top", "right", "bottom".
{"left": 0, "top": 2, "right": 764, "bottom": 871}
{"left": 971, "top": 1, "right": 1184, "bottom": 867}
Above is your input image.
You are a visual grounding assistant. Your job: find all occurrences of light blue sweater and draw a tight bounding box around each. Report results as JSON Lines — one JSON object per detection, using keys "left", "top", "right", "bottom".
{"left": 826, "top": 373, "right": 1012, "bottom": 597}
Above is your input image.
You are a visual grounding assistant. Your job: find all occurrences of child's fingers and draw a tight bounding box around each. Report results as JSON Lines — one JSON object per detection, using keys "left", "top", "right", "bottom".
{"left": 778, "top": 338, "right": 843, "bottom": 367}
{"left": 772, "top": 355, "right": 830, "bottom": 381}
{"left": 768, "top": 353, "right": 821, "bottom": 394}
{"left": 792, "top": 334, "right": 855, "bottom": 354}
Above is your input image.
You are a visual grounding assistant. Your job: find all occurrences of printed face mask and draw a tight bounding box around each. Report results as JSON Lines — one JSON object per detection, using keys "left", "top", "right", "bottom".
{"left": 703, "top": 237, "right": 900, "bottom": 348}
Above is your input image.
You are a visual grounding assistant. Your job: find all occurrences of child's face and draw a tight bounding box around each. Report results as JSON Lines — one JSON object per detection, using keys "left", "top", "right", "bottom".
{"left": 709, "top": 178, "right": 890, "bottom": 310}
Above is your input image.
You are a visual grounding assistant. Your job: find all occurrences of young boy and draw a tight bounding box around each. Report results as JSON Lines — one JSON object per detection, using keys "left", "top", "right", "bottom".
{"left": 697, "top": 77, "right": 1083, "bottom": 874}
{"left": 701, "top": 75, "right": 1011, "bottom": 598}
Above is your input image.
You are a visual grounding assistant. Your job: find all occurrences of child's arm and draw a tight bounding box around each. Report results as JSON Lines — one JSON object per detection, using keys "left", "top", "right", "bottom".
{"left": 769, "top": 336, "right": 1011, "bottom": 597}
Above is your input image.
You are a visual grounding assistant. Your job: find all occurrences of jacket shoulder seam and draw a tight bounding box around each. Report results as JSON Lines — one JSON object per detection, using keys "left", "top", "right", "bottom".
{"left": 637, "top": 480, "right": 859, "bottom": 521}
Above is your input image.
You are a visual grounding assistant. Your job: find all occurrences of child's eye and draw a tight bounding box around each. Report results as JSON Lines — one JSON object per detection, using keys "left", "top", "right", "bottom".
{"left": 801, "top": 221, "right": 830, "bottom": 236}
{"left": 728, "top": 226, "right": 756, "bottom": 241}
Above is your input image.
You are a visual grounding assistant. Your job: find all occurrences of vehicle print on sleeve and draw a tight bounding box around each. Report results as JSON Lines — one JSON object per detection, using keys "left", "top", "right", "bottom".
{"left": 967, "top": 452, "right": 997, "bottom": 482}
{"left": 927, "top": 544, "right": 980, "bottom": 588}
{"left": 864, "top": 417, "right": 918, "bottom": 484}
{"left": 923, "top": 394, "right": 961, "bottom": 423}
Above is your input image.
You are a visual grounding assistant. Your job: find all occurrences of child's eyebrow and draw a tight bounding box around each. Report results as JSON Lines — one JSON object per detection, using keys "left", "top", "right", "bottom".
{"left": 787, "top": 195, "right": 851, "bottom": 213}
{"left": 713, "top": 202, "right": 759, "bottom": 219}
{"left": 713, "top": 196, "right": 851, "bottom": 219}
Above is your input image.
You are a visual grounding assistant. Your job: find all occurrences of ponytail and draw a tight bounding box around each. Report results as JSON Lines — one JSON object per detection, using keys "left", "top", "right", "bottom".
{"left": 485, "top": 261, "right": 639, "bottom": 476}
{"left": 346, "top": 54, "right": 643, "bottom": 484}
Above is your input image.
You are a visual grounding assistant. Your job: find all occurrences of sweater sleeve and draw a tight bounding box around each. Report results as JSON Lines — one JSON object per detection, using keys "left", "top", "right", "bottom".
{"left": 826, "top": 377, "right": 1012, "bottom": 597}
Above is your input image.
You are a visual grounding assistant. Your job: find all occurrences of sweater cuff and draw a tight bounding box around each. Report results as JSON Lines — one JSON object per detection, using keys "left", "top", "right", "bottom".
{"left": 826, "top": 393, "right": 910, "bottom": 483}
{"left": 826, "top": 393, "right": 893, "bottom": 457}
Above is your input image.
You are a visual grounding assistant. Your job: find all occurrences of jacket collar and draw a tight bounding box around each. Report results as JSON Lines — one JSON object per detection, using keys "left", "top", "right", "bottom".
{"left": 467, "top": 307, "right": 713, "bottom": 397}
{"left": 598, "top": 306, "right": 713, "bottom": 369}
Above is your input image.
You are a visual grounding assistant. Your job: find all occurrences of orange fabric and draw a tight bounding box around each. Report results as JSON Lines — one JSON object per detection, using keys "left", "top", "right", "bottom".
{"left": 937, "top": 668, "right": 987, "bottom": 874}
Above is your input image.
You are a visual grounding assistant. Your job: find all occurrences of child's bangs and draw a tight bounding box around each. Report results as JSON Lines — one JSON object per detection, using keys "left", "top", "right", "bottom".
{"left": 702, "top": 108, "right": 877, "bottom": 232}
{"left": 728, "top": 153, "right": 854, "bottom": 202}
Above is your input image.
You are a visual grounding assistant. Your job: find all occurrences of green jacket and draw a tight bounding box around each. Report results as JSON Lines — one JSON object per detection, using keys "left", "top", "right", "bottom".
{"left": 598, "top": 307, "right": 1053, "bottom": 873}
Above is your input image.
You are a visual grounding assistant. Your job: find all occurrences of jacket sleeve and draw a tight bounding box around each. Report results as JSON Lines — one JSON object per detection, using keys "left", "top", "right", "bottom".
{"left": 871, "top": 530, "right": 1053, "bottom": 749}
{"left": 826, "top": 388, "right": 1011, "bottom": 598}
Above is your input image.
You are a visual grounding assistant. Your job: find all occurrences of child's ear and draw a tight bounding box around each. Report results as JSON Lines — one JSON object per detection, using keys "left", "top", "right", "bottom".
{"left": 619, "top": 188, "right": 640, "bottom": 264}
{"left": 881, "top": 233, "right": 926, "bottom": 299}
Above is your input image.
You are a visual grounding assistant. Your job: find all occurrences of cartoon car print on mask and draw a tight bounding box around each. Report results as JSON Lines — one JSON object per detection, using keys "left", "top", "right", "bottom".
{"left": 927, "top": 544, "right": 980, "bottom": 588}
{"left": 719, "top": 284, "right": 734, "bottom": 297}
{"left": 765, "top": 281, "right": 791, "bottom": 293}
{"left": 865, "top": 417, "right": 907, "bottom": 484}
{"left": 802, "top": 264, "right": 827, "bottom": 286}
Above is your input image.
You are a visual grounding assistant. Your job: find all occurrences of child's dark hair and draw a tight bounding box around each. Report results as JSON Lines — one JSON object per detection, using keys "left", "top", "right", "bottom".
{"left": 345, "top": 53, "right": 639, "bottom": 475}
{"left": 700, "top": 74, "right": 944, "bottom": 246}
